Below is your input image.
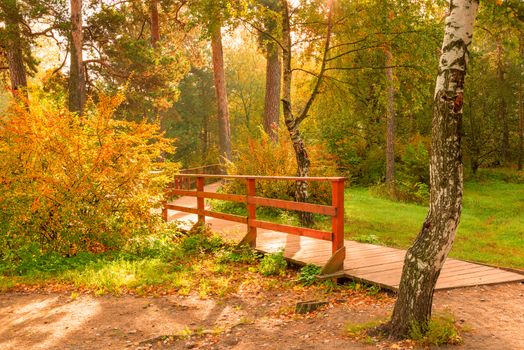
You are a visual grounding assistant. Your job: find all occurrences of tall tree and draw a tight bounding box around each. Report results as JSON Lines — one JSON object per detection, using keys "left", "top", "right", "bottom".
{"left": 384, "top": 45, "right": 396, "bottom": 188}
{"left": 281, "top": 0, "right": 333, "bottom": 225}
{"left": 211, "top": 24, "right": 232, "bottom": 162}
{"left": 151, "top": 0, "right": 160, "bottom": 47}
{"left": 2, "top": 0, "right": 28, "bottom": 97}
{"left": 518, "top": 33, "right": 523, "bottom": 171}
{"left": 261, "top": 0, "right": 281, "bottom": 143}
{"left": 495, "top": 40, "right": 510, "bottom": 164}
{"left": 384, "top": 0, "right": 479, "bottom": 338}
{"left": 68, "top": 0, "right": 86, "bottom": 114}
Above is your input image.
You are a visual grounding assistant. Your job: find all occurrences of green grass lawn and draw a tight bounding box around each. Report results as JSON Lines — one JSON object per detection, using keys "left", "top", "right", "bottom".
{"left": 341, "top": 179, "right": 524, "bottom": 269}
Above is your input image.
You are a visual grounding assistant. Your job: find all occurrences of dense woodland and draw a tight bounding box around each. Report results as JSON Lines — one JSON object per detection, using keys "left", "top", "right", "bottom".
{"left": 1, "top": 1, "right": 523, "bottom": 183}
{"left": 1, "top": 0, "right": 523, "bottom": 342}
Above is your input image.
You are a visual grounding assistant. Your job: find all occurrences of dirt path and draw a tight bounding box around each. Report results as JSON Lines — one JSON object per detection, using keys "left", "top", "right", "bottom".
{"left": 1, "top": 282, "right": 522, "bottom": 350}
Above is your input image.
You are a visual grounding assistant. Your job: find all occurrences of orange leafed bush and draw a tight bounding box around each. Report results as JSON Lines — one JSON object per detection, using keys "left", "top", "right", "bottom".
{"left": 0, "top": 93, "right": 178, "bottom": 256}
{"left": 225, "top": 130, "right": 339, "bottom": 204}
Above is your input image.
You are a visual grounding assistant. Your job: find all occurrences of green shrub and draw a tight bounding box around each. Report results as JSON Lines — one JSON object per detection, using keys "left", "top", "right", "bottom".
{"left": 409, "top": 313, "right": 463, "bottom": 346}
{"left": 0, "top": 92, "right": 178, "bottom": 261}
{"left": 122, "top": 223, "right": 182, "bottom": 260}
{"left": 297, "top": 264, "right": 321, "bottom": 286}
{"left": 216, "top": 244, "right": 260, "bottom": 265}
{"left": 467, "top": 168, "right": 524, "bottom": 184}
{"left": 178, "top": 233, "right": 224, "bottom": 256}
{"left": 370, "top": 134, "right": 430, "bottom": 204}
{"left": 258, "top": 251, "right": 287, "bottom": 276}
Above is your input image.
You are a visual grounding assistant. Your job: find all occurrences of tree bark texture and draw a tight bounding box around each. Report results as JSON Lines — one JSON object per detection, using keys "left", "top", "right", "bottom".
{"left": 281, "top": 0, "right": 311, "bottom": 226}
{"left": 386, "top": 0, "right": 478, "bottom": 338}
{"left": 150, "top": 0, "right": 160, "bottom": 47}
{"left": 4, "top": 0, "right": 27, "bottom": 97}
{"left": 211, "top": 25, "right": 232, "bottom": 163}
{"left": 68, "top": 0, "right": 86, "bottom": 114}
{"left": 467, "top": 100, "right": 481, "bottom": 174}
{"left": 496, "top": 42, "right": 510, "bottom": 164}
{"left": 263, "top": 41, "right": 281, "bottom": 143}
{"left": 385, "top": 47, "right": 396, "bottom": 187}
{"left": 518, "top": 35, "right": 523, "bottom": 171}
{"left": 281, "top": 0, "right": 333, "bottom": 226}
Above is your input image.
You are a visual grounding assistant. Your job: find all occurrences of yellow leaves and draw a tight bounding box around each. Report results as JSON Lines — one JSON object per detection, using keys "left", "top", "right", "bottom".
{"left": 0, "top": 91, "right": 179, "bottom": 253}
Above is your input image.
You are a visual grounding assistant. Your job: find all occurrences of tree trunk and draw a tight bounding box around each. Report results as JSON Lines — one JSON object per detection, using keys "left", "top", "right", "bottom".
{"left": 4, "top": 0, "right": 27, "bottom": 98}
{"left": 518, "top": 35, "right": 523, "bottom": 171}
{"left": 201, "top": 95, "right": 209, "bottom": 161}
{"left": 468, "top": 100, "right": 480, "bottom": 174}
{"left": 263, "top": 41, "right": 281, "bottom": 143}
{"left": 150, "top": 0, "right": 160, "bottom": 47}
{"left": 384, "top": 0, "right": 478, "bottom": 338}
{"left": 280, "top": 0, "right": 333, "bottom": 226}
{"left": 210, "top": 25, "right": 232, "bottom": 163}
{"left": 385, "top": 47, "right": 396, "bottom": 188}
{"left": 281, "top": 0, "right": 312, "bottom": 226}
{"left": 496, "top": 42, "right": 510, "bottom": 165}
{"left": 68, "top": 0, "right": 86, "bottom": 114}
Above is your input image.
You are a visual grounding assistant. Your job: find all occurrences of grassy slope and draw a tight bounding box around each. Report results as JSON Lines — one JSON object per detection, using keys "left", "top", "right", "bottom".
{"left": 343, "top": 180, "right": 524, "bottom": 269}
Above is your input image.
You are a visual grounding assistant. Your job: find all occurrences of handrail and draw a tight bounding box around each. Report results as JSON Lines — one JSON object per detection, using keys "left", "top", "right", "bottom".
{"left": 180, "top": 164, "right": 223, "bottom": 175}
{"left": 174, "top": 173, "right": 345, "bottom": 182}
{"left": 162, "top": 174, "right": 347, "bottom": 274}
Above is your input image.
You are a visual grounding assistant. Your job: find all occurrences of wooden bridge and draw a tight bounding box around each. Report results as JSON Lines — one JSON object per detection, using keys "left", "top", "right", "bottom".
{"left": 163, "top": 173, "right": 524, "bottom": 291}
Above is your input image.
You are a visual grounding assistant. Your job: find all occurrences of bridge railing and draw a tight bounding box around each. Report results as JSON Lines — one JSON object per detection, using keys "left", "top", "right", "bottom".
{"left": 174, "top": 164, "right": 224, "bottom": 189}
{"left": 163, "top": 174, "right": 346, "bottom": 274}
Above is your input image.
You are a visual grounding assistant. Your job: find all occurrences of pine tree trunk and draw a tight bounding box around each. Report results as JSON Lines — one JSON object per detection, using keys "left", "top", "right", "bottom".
{"left": 281, "top": 0, "right": 313, "bottom": 226}
{"left": 210, "top": 25, "right": 232, "bottom": 163}
{"left": 263, "top": 41, "right": 281, "bottom": 143}
{"left": 385, "top": 47, "right": 396, "bottom": 188}
{"left": 496, "top": 42, "right": 510, "bottom": 165}
{"left": 468, "top": 100, "right": 480, "bottom": 174}
{"left": 150, "top": 0, "right": 160, "bottom": 47}
{"left": 385, "top": 0, "right": 478, "bottom": 338}
{"left": 518, "top": 35, "right": 523, "bottom": 171}
{"left": 4, "top": 0, "right": 27, "bottom": 98}
{"left": 68, "top": 0, "right": 86, "bottom": 114}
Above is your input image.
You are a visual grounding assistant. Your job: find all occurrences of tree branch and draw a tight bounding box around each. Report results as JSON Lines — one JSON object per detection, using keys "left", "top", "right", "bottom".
{"left": 325, "top": 64, "right": 420, "bottom": 72}
{"left": 326, "top": 44, "right": 384, "bottom": 62}
{"left": 295, "top": 0, "right": 334, "bottom": 126}
{"left": 51, "top": 51, "right": 69, "bottom": 76}
{"left": 240, "top": 19, "right": 285, "bottom": 52}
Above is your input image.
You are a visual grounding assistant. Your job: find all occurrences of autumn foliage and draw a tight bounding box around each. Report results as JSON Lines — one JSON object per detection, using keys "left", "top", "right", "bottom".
{"left": 225, "top": 130, "right": 338, "bottom": 204}
{"left": 0, "top": 94, "right": 178, "bottom": 259}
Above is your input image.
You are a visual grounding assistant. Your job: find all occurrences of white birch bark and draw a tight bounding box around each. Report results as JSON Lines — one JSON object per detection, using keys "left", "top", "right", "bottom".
{"left": 385, "top": 0, "right": 479, "bottom": 338}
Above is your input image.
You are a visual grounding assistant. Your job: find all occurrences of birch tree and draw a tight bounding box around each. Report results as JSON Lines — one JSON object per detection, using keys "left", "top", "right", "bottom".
{"left": 281, "top": 0, "right": 333, "bottom": 225}
{"left": 384, "top": 0, "right": 479, "bottom": 338}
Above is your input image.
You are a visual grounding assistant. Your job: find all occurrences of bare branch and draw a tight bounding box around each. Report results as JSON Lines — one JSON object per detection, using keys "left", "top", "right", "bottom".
{"left": 291, "top": 68, "right": 319, "bottom": 77}
{"left": 326, "top": 44, "right": 383, "bottom": 62}
{"left": 295, "top": 0, "right": 334, "bottom": 126}
{"left": 325, "top": 64, "right": 420, "bottom": 72}
{"left": 51, "top": 51, "right": 69, "bottom": 76}
{"left": 240, "top": 18, "right": 285, "bottom": 52}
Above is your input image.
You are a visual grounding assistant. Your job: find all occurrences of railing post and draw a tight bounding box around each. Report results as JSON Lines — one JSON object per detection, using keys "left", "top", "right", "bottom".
{"left": 162, "top": 201, "right": 168, "bottom": 221}
{"left": 243, "top": 177, "right": 257, "bottom": 248}
{"left": 331, "top": 179, "right": 345, "bottom": 254}
{"left": 196, "top": 176, "right": 205, "bottom": 225}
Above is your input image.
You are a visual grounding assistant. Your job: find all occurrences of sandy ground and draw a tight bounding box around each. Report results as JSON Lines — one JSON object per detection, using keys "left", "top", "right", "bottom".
{"left": 1, "top": 282, "right": 523, "bottom": 350}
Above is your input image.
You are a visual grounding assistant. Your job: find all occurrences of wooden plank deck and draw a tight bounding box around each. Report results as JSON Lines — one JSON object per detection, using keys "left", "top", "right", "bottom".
{"left": 166, "top": 183, "right": 524, "bottom": 291}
